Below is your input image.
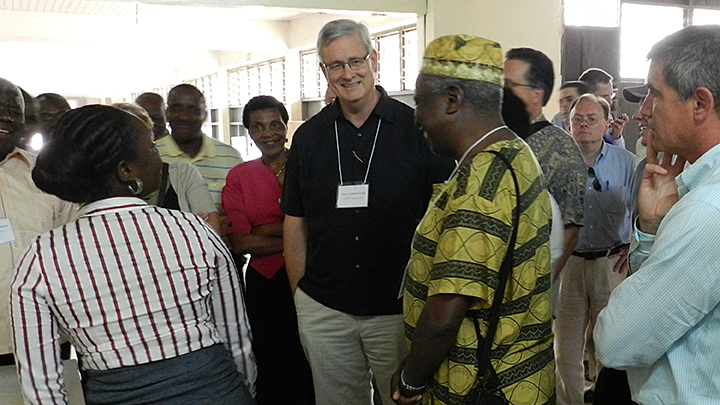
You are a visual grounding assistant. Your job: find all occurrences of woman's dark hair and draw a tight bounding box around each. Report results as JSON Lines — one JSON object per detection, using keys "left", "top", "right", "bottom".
{"left": 33, "top": 104, "right": 143, "bottom": 203}
{"left": 242, "top": 95, "right": 289, "bottom": 128}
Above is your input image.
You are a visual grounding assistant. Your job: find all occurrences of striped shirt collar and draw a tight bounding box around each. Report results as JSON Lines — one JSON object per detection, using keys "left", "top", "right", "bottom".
{"left": 677, "top": 142, "right": 720, "bottom": 198}
{"left": 156, "top": 133, "right": 218, "bottom": 159}
{"left": 78, "top": 196, "right": 149, "bottom": 217}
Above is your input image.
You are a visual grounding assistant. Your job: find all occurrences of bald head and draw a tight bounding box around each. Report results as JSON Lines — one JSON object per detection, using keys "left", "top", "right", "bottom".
{"left": 0, "top": 77, "right": 25, "bottom": 160}
{"left": 135, "top": 92, "right": 168, "bottom": 140}
{"left": 37, "top": 93, "right": 71, "bottom": 140}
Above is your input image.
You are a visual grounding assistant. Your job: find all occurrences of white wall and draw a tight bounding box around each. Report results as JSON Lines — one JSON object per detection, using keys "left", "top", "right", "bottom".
{"left": 424, "top": 0, "right": 565, "bottom": 116}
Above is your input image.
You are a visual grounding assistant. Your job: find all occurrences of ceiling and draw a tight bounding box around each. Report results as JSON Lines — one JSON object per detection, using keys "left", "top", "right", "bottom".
{"left": 0, "top": 0, "right": 307, "bottom": 19}
{"left": 0, "top": 1, "right": 417, "bottom": 98}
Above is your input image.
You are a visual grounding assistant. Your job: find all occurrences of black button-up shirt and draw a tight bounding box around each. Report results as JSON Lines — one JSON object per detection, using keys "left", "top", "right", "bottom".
{"left": 282, "top": 86, "right": 453, "bottom": 316}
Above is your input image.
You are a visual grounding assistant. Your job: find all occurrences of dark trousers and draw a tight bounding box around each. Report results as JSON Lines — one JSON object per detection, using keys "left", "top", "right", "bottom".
{"left": 594, "top": 367, "right": 637, "bottom": 405}
{"left": 245, "top": 265, "right": 315, "bottom": 405}
{"left": 82, "top": 344, "right": 252, "bottom": 405}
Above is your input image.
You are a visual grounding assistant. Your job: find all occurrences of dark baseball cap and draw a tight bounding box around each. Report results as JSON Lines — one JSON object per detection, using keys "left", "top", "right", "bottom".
{"left": 622, "top": 85, "right": 648, "bottom": 103}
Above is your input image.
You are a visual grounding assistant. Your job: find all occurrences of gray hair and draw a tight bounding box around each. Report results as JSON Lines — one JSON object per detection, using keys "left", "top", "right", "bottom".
{"left": 317, "top": 19, "right": 373, "bottom": 62}
{"left": 422, "top": 75, "right": 502, "bottom": 114}
{"left": 112, "top": 102, "right": 153, "bottom": 130}
{"left": 648, "top": 25, "right": 720, "bottom": 112}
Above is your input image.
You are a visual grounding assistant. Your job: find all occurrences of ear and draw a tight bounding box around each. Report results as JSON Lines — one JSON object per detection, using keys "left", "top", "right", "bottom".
{"left": 535, "top": 88, "right": 546, "bottom": 107}
{"left": 369, "top": 49, "right": 379, "bottom": 72}
{"left": 445, "top": 85, "right": 464, "bottom": 115}
{"left": 320, "top": 63, "right": 330, "bottom": 82}
{"left": 692, "top": 86, "right": 716, "bottom": 123}
{"left": 116, "top": 160, "right": 135, "bottom": 183}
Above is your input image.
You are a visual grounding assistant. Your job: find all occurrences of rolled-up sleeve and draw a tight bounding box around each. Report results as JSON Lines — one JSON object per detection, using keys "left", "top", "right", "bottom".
{"left": 595, "top": 199, "right": 720, "bottom": 369}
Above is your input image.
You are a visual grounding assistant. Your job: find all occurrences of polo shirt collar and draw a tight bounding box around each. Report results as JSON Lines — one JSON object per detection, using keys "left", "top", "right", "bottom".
{"left": 324, "top": 85, "right": 398, "bottom": 127}
{"left": 162, "top": 133, "right": 217, "bottom": 159}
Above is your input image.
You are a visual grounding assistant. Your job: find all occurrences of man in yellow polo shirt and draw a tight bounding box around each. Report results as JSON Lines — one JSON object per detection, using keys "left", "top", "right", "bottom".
{"left": 154, "top": 84, "right": 242, "bottom": 234}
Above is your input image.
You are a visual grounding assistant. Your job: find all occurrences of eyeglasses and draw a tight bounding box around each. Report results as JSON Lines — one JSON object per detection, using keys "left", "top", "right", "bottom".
{"left": 505, "top": 79, "right": 537, "bottom": 90}
{"left": 588, "top": 167, "right": 602, "bottom": 191}
{"left": 323, "top": 54, "right": 370, "bottom": 75}
{"left": 571, "top": 116, "right": 604, "bottom": 126}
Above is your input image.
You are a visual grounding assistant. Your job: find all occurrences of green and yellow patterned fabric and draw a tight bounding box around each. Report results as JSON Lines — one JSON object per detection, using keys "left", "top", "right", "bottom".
{"left": 420, "top": 34, "right": 503, "bottom": 86}
{"left": 404, "top": 138, "right": 555, "bottom": 405}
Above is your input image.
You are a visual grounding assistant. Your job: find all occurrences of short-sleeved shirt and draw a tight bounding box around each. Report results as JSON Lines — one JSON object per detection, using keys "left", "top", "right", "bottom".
{"left": 223, "top": 158, "right": 284, "bottom": 279}
{"left": 146, "top": 161, "right": 217, "bottom": 215}
{"left": 154, "top": 134, "right": 242, "bottom": 219}
{"left": 404, "top": 138, "right": 555, "bottom": 405}
{"left": 525, "top": 115, "right": 586, "bottom": 227}
{"left": 281, "top": 86, "right": 454, "bottom": 316}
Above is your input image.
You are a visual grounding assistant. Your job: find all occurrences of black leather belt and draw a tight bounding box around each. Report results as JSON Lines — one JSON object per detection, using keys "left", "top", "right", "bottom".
{"left": 572, "top": 243, "right": 629, "bottom": 260}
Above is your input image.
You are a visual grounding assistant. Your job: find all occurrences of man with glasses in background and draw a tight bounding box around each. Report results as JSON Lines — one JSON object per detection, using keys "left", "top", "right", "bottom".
{"left": 281, "top": 19, "right": 452, "bottom": 405}
{"left": 504, "top": 48, "right": 586, "bottom": 281}
{"left": 555, "top": 93, "right": 635, "bottom": 405}
{"left": 579, "top": 68, "right": 629, "bottom": 147}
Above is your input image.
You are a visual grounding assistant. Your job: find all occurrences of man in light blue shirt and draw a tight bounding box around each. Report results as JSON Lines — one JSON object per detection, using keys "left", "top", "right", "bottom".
{"left": 595, "top": 25, "right": 720, "bottom": 405}
{"left": 555, "top": 94, "right": 635, "bottom": 405}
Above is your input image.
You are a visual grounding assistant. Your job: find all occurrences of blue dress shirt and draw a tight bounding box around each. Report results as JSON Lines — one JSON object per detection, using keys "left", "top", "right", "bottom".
{"left": 575, "top": 142, "right": 635, "bottom": 251}
{"left": 596, "top": 142, "right": 720, "bottom": 405}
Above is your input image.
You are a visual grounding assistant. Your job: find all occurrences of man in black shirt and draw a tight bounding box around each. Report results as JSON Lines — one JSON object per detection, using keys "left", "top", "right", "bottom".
{"left": 281, "top": 19, "right": 452, "bottom": 405}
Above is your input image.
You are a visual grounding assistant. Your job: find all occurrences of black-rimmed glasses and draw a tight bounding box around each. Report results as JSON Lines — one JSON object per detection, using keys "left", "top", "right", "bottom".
{"left": 322, "top": 54, "right": 370, "bottom": 75}
{"left": 588, "top": 167, "right": 602, "bottom": 191}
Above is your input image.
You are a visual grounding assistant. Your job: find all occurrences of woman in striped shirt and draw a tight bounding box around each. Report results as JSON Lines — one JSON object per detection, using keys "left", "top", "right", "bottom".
{"left": 10, "top": 105, "right": 256, "bottom": 405}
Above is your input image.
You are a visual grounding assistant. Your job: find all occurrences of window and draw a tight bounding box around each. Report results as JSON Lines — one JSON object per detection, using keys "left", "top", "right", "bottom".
{"left": 374, "top": 26, "right": 418, "bottom": 92}
{"left": 301, "top": 25, "right": 418, "bottom": 101}
{"left": 620, "top": 3, "right": 683, "bottom": 79}
{"left": 301, "top": 50, "right": 328, "bottom": 99}
{"left": 564, "top": 0, "right": 620, "bottom": 27}
{"left": 692, "top": 8, "right": 720, "bottom": 25}
{"left": 227, "top": 58, "right": 286, "bottom": 160}
{"left": 228, "top": 58, "right": 286, "bottom": 107}
{"left": 566, "top": 0, "right": 720, "bottom": 80}
{"left": 185, "top": 74, "right": 218, "bottom": 107}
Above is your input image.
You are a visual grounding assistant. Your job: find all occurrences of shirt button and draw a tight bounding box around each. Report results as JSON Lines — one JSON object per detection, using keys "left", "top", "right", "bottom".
{"left": 355, "top": 236, "right": 359, "bottom": 241}
{"left": 355, "top": 210, "right": 360, "bottom": 214}
{"left": 357, "top": 132, "right": 362, "bottom": 137}
{"left": 356, "top": 264, "right": 361, "bottom": 269}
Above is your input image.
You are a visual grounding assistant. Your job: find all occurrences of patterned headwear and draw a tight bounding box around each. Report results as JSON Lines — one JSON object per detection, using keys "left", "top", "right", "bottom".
{"left": 420, "top": 34, "right": 503, "bottom": 86}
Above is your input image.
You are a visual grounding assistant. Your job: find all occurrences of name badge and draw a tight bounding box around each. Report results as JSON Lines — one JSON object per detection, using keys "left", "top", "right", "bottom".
{"left": 0, "top": 218, "right": 16, "bottom": 245}
{"left": 336, "top": 184, "right": 369, "bottom": 208}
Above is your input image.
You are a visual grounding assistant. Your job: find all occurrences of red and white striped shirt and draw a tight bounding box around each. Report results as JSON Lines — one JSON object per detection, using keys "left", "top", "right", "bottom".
{"left": 10, "top": 197, "right": 256, "bottom": 405}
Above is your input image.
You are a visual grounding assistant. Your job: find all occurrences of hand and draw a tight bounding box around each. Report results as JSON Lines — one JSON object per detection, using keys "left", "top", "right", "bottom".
{"left": 251, "top": 222, "right": 284, "bottom": 237}
{"left": 391, "top": 367, "right": 423, "bottom": 405}
{"left": 637, "top": 133, "right": 686, "bottom": 235}
{"left": 610, "top": 113, "right": 629, "bottom": 139}
{"left": 609, "top": 246, "right": 629, "bottom": 274}
{"left": 196, "top": 212, "right": 210, "bottom": 222}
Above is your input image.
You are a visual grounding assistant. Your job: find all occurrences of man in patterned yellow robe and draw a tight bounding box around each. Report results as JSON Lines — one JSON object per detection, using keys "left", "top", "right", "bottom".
{"left": 391, "top": 35, "right": 555, "bottom": 405}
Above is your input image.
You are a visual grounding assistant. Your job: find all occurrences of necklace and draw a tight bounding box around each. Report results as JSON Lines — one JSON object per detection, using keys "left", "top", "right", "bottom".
{"left": 274, "top": 162, "right": 287, "bottom": 178}
{"left": 446, "top": 125, "right": 508, "bottom": 182}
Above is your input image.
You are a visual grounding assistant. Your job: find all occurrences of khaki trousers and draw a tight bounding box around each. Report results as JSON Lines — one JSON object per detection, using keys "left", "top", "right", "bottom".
{"left": 554, "top": 254, "right": 626, "bottom": 405}
{"left": 294, "top": 288, "right": 407, "bottom": 405}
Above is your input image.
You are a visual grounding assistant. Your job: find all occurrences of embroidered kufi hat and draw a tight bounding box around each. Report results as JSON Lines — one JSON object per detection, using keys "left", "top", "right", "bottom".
{"left": 420, "top": 34, "right": 503, "bottom": 86}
